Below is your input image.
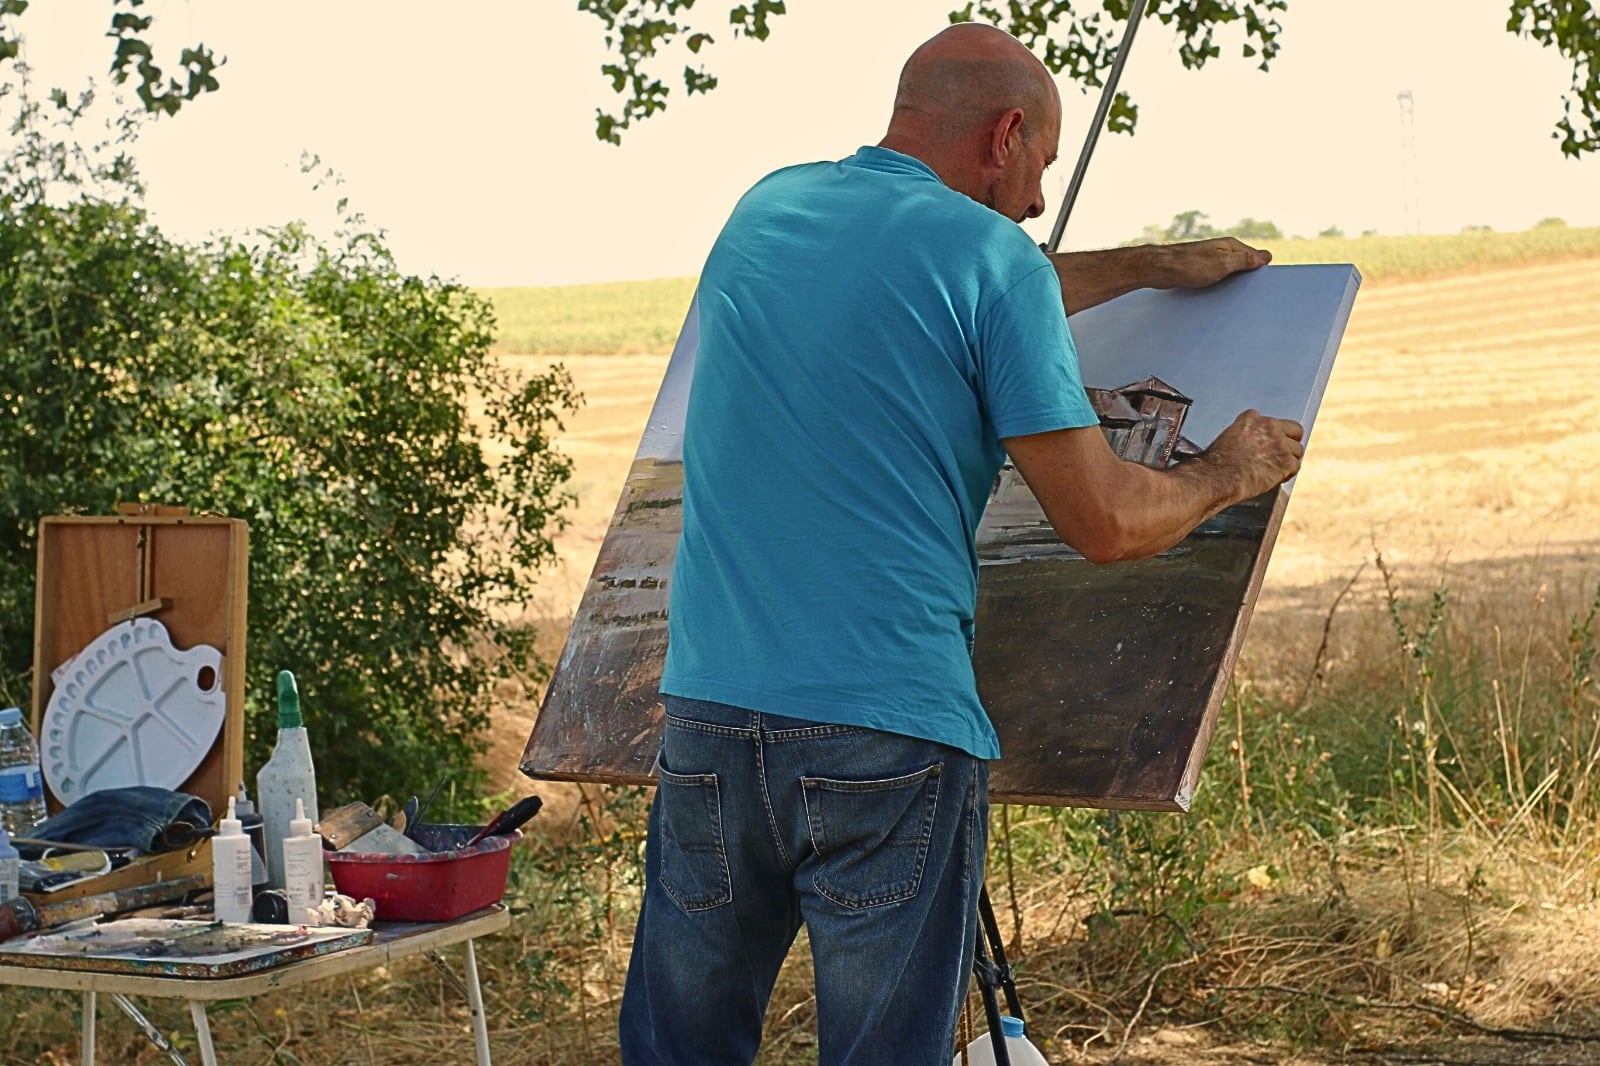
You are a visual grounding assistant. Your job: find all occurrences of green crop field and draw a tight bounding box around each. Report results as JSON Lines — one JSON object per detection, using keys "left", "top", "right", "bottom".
{"left": 1266, "top": 221, "right": 1600, "bottom": 277}
{"left": 478, "top": 275, "right": 698, "bottom": 356}
{"left": 480, "top": 223, "right": 1600, "bottom": 355}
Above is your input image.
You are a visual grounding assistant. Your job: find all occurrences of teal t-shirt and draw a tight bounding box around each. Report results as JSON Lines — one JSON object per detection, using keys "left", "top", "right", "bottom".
{"left": 660, "top": 146, "right": 1099, "bottom": 758}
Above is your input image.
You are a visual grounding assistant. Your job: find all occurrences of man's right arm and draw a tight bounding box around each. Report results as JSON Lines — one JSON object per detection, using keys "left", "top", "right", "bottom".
{"left": 1002, "top": 409, "right": 1304, "bottom": 564}
{"left": 1048, "top": 237, "right": 1271, "bottom": 314}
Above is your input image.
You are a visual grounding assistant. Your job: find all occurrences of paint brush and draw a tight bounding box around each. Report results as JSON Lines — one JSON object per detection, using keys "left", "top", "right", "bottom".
{"left": 0, "top": 875, "right": 208, "bottom": 938}
{"left": 406, "top": 774, "right": 449, "bottom": 841}
{"left": 460, "top": 794, "right": 542, "bottom": 849}
{"left": 35, "top": 876, "right": 208, "bottom": 926}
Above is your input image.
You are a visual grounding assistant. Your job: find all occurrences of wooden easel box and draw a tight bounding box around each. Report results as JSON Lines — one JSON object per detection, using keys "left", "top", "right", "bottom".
{"left": 25, "top": 507, "right": 248, "bottom": 903}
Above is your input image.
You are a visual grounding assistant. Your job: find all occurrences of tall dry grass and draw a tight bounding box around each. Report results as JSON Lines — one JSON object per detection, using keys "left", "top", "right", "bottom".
{"left": 19, "top": 559, "right": 1574, "bottom": 1065}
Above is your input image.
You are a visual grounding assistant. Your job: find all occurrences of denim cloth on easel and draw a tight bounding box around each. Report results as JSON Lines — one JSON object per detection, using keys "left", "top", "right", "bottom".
{"left": 19, "top": 786, "right": 212, "bottom": 858}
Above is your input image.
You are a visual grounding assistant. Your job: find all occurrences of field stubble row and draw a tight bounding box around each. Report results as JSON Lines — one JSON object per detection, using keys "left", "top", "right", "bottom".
{"left": 504, "top": 255, "right": 1600, "bottom": 632}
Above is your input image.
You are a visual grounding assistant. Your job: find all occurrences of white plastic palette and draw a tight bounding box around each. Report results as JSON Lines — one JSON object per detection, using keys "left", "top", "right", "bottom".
{"left": 42, "top": 618, "right": 226, "bottom": 805}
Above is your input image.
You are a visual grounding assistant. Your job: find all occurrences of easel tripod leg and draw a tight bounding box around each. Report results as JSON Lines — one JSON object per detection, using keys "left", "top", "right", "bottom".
{"left": 979, "top": 887, "right": 1023, "bottom": 1020}
{"left": 968, "top": 885, "right": 1023, "bottom": 1066}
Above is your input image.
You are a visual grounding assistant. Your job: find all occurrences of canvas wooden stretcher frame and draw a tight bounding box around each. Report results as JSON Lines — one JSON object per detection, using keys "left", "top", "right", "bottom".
{"left": 521, "top": 263, "right": 1361, "bottom": 810}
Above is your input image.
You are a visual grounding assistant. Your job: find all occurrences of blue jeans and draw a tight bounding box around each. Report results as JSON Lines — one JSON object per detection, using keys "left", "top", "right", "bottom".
{"left": 619, "top": 696, "right": 989, "bottom": 1065}
{"left": 19, "top": 786, "right": 213, "bottom": 856}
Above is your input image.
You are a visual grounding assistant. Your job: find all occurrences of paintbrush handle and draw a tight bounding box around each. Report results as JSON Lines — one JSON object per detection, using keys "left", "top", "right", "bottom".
{"left": 462, "top": 795, "right": 542, "bottom": 848}
{"left": 33, "top": 875, "right": 208, "bottom": 927}
{"left": 10, "top": 837, "right": 114, "bottom": 853}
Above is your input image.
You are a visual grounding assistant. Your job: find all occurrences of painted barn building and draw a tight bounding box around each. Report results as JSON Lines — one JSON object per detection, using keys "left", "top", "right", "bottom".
{"left": 1084, "top": 376, "right": 1198, "bottom": 468}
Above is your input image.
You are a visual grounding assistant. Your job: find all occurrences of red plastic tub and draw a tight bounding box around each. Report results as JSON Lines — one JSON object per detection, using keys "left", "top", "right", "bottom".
{"left": 325, "top": 824, "right": 520, "bottom": 922}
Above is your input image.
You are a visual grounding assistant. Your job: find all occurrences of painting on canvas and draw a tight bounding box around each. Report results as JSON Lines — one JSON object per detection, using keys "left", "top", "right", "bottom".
{"left": 522, "top": 264, "right": 1361, "bottom": 810}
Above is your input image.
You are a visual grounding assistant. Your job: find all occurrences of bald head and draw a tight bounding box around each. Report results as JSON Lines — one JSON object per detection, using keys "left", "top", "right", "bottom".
{"left": 888, "top": 23, "right": 1058, "bottom": 148}
{"left": 879, "top": 24, "right": 1063, "bottom": 221}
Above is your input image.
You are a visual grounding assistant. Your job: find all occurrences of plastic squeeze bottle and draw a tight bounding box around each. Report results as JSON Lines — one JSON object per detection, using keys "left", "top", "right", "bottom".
{"left": 955, "top": 1015, "right": 1050, "bottom": 1066}
{"left": 257, "top": 671, "right": 319, "bottom": 890}
{"left": 233, "top": 782, "right": 268, "bottom": 896}
{"left": 212, "top": 797, "right": 255, "bottom": 923}
{"left": 282, "top": 797, "right": 326, "bottom": 924}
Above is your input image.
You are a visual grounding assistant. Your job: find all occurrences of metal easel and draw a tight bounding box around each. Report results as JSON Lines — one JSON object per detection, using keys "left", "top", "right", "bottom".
{"left": 968, "top": 885, "right": 1025, "bottom": 1063}
{"left": 1044, "top": 0, "right": 1148, "bottom": 255}
{"left": 966, "top": 4, "right": 1151, "bottom": 1061}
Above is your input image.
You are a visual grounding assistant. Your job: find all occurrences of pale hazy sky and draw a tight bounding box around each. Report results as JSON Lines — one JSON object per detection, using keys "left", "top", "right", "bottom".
{"left": 10, "top": 1, "right": 1598, "bottom": 287}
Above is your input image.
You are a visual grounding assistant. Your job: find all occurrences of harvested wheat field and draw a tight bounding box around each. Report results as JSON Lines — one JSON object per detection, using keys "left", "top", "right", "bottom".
{"left": 496, "top": 254, "right": 1600, "bottom": 716}
{"left": 480, "top": 254, "right": 1600, "bottom": 1065}
{"left": 488, "top": 255, "right": 1600, "bottom": 818}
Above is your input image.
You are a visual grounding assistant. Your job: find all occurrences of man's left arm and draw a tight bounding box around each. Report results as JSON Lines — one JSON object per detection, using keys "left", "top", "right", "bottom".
{"left": 1048, "top": 236, "right": 1272, "bottom": 314}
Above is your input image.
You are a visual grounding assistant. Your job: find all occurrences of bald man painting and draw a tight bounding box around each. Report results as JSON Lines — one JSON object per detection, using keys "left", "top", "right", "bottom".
{"left": 618, "top": 24, "right": 1303, "bottom": 1064}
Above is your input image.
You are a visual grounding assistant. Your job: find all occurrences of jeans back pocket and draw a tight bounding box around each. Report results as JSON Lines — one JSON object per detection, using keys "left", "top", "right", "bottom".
{"left": 801, "top": 763, "right": 942, "bottom": 909}
{"left": 657, "top": 762, "right": 733, "bottom": 912}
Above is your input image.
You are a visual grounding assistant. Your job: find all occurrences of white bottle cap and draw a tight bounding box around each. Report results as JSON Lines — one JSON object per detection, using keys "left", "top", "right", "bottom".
{"left": 290, "top": 797, "right": 314, "bottom": 838}
{"left": 218, "top": 796, "right": 243, "bottom": 837}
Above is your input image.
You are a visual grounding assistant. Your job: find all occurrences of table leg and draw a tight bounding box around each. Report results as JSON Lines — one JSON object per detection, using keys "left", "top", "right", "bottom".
{"left": 109, "top": 993, "right": 190, "bottom": 1066}
{"left": 464, "top": 938, "right": 490, "bottom": 1066}
{"left": 81, "top": 990, "right": 96, "bottom": 1066}
{"left": 187, "top": 1001, "right": 218, "bottom": 1066}
{"left": 424, "top": 940, "right": 492, "bottom": 1065}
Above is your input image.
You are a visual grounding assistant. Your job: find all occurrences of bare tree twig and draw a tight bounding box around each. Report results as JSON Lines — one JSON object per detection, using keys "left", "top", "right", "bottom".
{"left": 1108, "top": 955, "right": 1201, "bottom": 1064}
{"left": 1298, "top": 563, "right": 1366, "bottom": 710}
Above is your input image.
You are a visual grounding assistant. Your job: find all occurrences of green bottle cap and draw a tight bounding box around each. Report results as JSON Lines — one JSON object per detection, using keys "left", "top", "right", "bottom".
{"left": 276, "top": 670, "right": 303, "bottom": 729}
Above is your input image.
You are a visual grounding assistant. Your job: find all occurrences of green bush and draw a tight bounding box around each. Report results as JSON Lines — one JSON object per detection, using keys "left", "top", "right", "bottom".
{"left": 0, "top": 87, "right": 577, "bottom": 813}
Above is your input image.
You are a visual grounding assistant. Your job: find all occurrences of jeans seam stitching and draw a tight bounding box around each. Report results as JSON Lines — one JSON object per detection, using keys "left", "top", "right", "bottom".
{"left": 755, "top": 714, "right": 795, "bottom": 872}
{"left": 666, "top": 714, "right": 754, "bottom": 739}
{"left": 765, "top": 723, "right": 872, "bottom": 741}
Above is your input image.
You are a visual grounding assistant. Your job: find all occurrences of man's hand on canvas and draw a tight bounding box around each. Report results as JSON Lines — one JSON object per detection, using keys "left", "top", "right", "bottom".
{"left": 1199, "top": 409, "right": 1304, "bottom": 499}
{"left": 1153, "top": 237, "right": 1272, "bottom": 291}
{"left": 1051, "top": 237, "right": 1271, "bottom": 313}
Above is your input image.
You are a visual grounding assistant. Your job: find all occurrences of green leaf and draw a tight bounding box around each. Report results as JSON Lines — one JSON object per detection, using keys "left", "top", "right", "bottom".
{"left": 108, "top": 12, "right": 152, "bottom": 33}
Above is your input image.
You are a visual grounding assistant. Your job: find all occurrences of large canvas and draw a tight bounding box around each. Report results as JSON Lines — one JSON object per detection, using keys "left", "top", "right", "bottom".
{"left": 522, "top": 264, "right": 1361, "bottom": 810}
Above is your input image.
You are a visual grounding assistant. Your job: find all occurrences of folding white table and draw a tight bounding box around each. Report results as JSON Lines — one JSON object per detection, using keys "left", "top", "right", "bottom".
{"left": 0, "top": 904, "right": 510, "bottom": 1066}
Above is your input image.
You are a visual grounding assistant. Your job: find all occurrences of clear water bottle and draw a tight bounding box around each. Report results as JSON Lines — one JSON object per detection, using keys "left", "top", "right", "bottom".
{"left": 955, "top": 1015, "right": 1050, "bottom": 1066}
{"left": 0, "top": 823, "right": 20, "bottom": 904}
{"left": 0, "top": 707, "right": 47, "bottom": 837}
